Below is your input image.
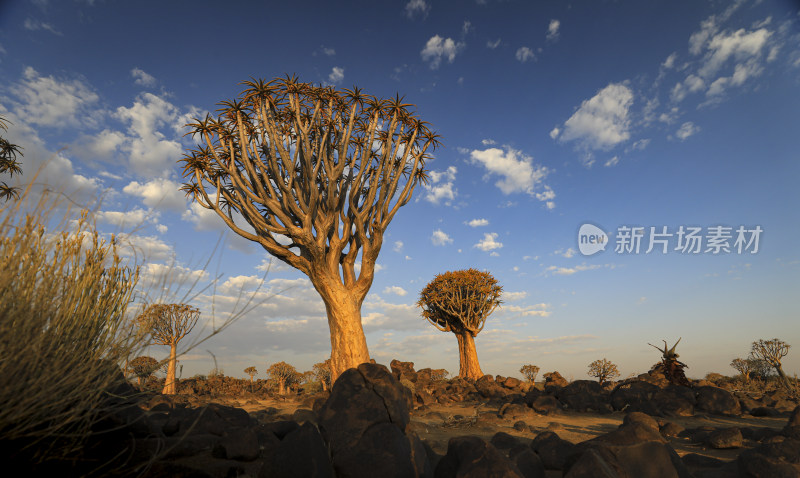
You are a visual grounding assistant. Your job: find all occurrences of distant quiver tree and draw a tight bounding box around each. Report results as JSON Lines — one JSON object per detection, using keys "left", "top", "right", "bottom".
{"left": 180, "top": 76, "right": 440, "bottom": 380}
{"left": 418, "top": 268, "right": 502, "bottom": 380}
{"left": 751, "top": 338, "right": 791, "bottom": 390}
{"left": 135, "top": 303, "right": 200, "bottom": 395}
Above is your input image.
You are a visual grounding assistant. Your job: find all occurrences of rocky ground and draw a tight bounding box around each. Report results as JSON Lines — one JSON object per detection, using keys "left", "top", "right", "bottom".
{"left": 14, "top": 361, "right": 800, "bottom": 477}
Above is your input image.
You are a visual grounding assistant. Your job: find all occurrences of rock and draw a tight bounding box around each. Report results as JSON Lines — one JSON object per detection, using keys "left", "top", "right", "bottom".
{"left": 610, "top": 381, "right": 660, "bottom": 411}
{"left": 650, "top": 386, "right": 695, "bottom": 417}
{"left": 475, "top": 378, "right": 510, "bottom": 399}
{"left": 318, "top": 363, "right": 431, "bottom": 477}
{"left": 737, "top": 439, "right": 800, "bottom": 477}
{"left": 563, "top": 448, "right": 620, "bottom": 478}
{"left": 530, "top": 395, "right": 560, "bottom": 415}
{"left": 530, "top": 431, "right": 578, "bottom": 470}
{"left": 565, "top": 441, "right": 691, "bottom": 478}
{"left": 500, "top": 403, "right": 535, "bottom": 419}
{"left": 707, "top": 428, "right": 743, "bottom": 449}
{"left": 390, "top": 359, "right": 416, "bottom": 380}
{"left": 509, "top": 447, "right": 546, "bottom": 478}
{"left": 261, "top": 420, "right": 300, "bottom": 440}
{"left": 543, "top": 371, "right": 568, "bottom": 389}
{"left": 681, "top": 453, "right": 727, "bottom": 469}
{"left": 260, "top": 422, "right": 334, "bottom": 478}
{"left": 695, "top": 386, "right": 741, "bottom": 416}
{"left": 659, "top": 421, "right": 684, "bottom": 438}
{"left": 435, "top": 436, "right": 524, "bottom": 477}
{"left": 586, "top": 414, "right": 665, "bottom": 446}
{"left": 502, "top": 377, "right": 523, "bottom": 389}
{"left": 751, "top": 406, "right": 782, "bottom": 417}
{"left": 513, "top": 421, "right": 528, "bottom": 432}
{"left": 218, "top": 427, "right": 260, "bottom": 461}
{"left": 141, "top": 461, "right": 216, "bottom": 478}
{"left": 557, "top": 380, "right": 612, "bottom": 413}
{"left": 490, "top": 431, "right": 521, "bottom": 450}
{"left": 622, "top": 412, "right": 660, "bottom": 430}
{"left": 787, "top": 405, "right": 800, "bottom": 428}
{"left": 292, "top": 408, "right": 317, "bottom": 424}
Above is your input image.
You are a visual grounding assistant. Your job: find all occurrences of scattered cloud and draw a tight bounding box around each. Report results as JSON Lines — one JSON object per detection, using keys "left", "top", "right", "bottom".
{"left": 469, "top": 146, "right": 554, "bottom": 207}
{"left": 675, "top": 121, "right": 700, "bottom": 141}
{"left": 123, "top": 178, "right": 185, "bottom": 211}
{"left": 131, "top": 68, "right": 157, "bottom": 88}
{"left": 466, "top": 218, "right": 489, "bottom": 227}
{"left": 547, "top": 19, "right": 560, "bottom": 41}
{"left": 515, "top": 46, "right": 535, "bottom": 63}
{"left": 604, "top": 156, "right": 619, "bottom": 167}
{"left": 431, "top": 229, "right": 453, "bottom": 246}
{"left": 545, "top": 263, "right": 614, "bottom": 276}
{"left": 383, "top": 286, "right": 408, "bottom": 297}
{"left": 423, "top": 166, "right": 457, "bottom": 205}
{"left": 502, "top": 291, "right": 527, "bottom": 301}
{"left": 393, "top": 241, "right": 404, "bottom": 252}
{"left": 474, "top": 232, "right": 502, "bottom": 252}
{"left": 405, "top": 0, "right": 430, "bottom": 19}
{"left": 421, "top": 35, "right": 464, "bottom": 69}
{"left": 487, "top": 38, "right": 501, "bottom": 49}
{"left": 23, "top": 18, "right": 62, "bottom": 35}
{"left": 327, "top": 66, "right": 344, "bottom": 84}
{"left": 8, "top": 67, "right": 100, "bottom": 128}
{"left": 554, "top": 82, "right": 634, "bottom": 155}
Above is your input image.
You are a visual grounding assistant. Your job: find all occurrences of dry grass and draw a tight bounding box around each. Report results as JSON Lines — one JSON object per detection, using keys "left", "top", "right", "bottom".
{"left": 0, "top": 188, "right": 146, "bottom": 463}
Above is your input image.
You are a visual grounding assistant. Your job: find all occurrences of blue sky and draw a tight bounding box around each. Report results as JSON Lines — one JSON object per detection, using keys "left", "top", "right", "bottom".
{"left": 1, "top": 0, "right": 799, "bottom": 381}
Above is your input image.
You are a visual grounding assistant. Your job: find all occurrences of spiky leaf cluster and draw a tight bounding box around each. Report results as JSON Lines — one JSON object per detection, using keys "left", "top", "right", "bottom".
{"left": 180, "top": 76, "right": 440, "bottom": 285}
{"left": 751, "top": 339, "right": 790, "bottom": 369}
{"left": 0, "top": 115, "right": 23, "bottom": 202}
{"left": 418, "top": 268, "right": 502, "bottom": 336}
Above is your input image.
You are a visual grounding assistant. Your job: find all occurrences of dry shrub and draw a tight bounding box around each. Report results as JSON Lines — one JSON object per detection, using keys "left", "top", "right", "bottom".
{"left": 0, "top": 190, "right": 146, "bottom": 463}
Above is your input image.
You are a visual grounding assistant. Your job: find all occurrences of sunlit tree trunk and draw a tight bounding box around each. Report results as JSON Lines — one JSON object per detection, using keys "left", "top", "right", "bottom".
{"left": 455, "top": 329, "right": 483, "bottom": 380}
{"left": 315, "top": 275, "right": 371, "bottom": 380}
{"left": 162, "top": 344, "right": 177, "bottom": 395}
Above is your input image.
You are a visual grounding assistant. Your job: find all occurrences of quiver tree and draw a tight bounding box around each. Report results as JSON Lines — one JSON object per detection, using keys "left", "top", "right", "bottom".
{"left": 129, "top": 356, "right": 159, "bottom": 385}
{"left": 267, "top": 361, "right": 299, "bottom": 395}
{"left": 751, "top": 339, "right": 791, "bottom": 390}
{"left": 244, "top": 366, "right": 258, "bottom": 383}
{"left": 180, "top": 76, "right": 439, "bottom": 381}
{"left": 135, "top": 303, "right": 200, "bottom": 395}
{"left": 649, "top": 338, "right": 690, "bottom": 387}
{"left": 0, "top": 114, "right": 23, "bottom": 202}
{"left": 730, "top": 358, "right": 760, "bottom": 383}
{"left": 417, "top": 268, "right": 502, "bottom": 380}
{"left": 520, "top": 364, "right": 540, "bottom": 383}
{"left": 588, "top": 358, "right": 620, "bottom": 384}
{"left": 312, "top": 359, "right": 332, "bottom": 391}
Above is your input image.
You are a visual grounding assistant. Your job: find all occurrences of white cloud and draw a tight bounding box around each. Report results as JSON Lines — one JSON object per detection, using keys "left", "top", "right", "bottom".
{"left": 431, "top": 229, "right": 453, "bottom": 246}
{"left": 604, "top": 156, "right": 619, "bottom": 167}
{"left": 383, "top": 286, "right": 408, "bottom": 297}
{"left": 123, "top": 178, "right": 186, "bottom": 211}
{"left": 557, "top": 82, "right": 634, "bottom": 152}
{"left": 675, "top": 121, "right": 700, "bottom": 141}
{"left": 515, "top": 47, "right": 535, "bottom": 63}
{"left": 502, "top": 291, "right": 527, "bottom": 301}
{"left": 547, "top": 19, "right": 560, "bottom": 41}
{"left": 115, "top": 233, "right": 176, "bottom": 262}
{"left": 393, "top": 241, "right": 404, "bottom": 252}
{"left": 96, "top": 208, "right": 157, "bottom": 229}
{"left": 549, "top": 127, "right": 560, "bottom": 139}
{"left": 662, "top": 52, "right": 678, "bottom": 69}
{"left": 23, "top": 18, "right": 61, "bottom": 35}
{"left": 405, "top": 0, "right": 430, "bottom": 19}
{"left": 545, "top": 263, "right": 613, "bottom": 276}
{"left": 423, "top": 166, "right": 457, "bottom": 205}
{"left": 421, "top": 35, "right": 464, "bottom": 69}
{"left": 469, "top": 146, "right": 553, "bottom": 206}
{"left": 327, "top": 66, "right": 344, "bottom": 84}
{"left": 131, "top": 68, "right": 157, "bottom": 87}
{"left": 474, "top": 232, "right": 502, "bottom": 252}
{"left": 487, "top": 38, "right": 501, "bottom": 49}
{"left": 466, "top": 218, "right": 489, "bottom": 227}
{"left": 501, "top": 304, "right": 551, "bottom": 317}
{"left": 8, "top": 67, "right": 99, "bottom": 128}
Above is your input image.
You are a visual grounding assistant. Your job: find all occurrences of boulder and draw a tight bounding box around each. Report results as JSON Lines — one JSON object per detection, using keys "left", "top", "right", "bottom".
{"left": 695, "top": 386, "right": 741, "bottom": 416}
{"left": 543, "top": 371, "right": 568, "bottom": 389}
{"left": 317, "top": 363, "right": 431, "bottom": 477}
{"left": 610, "top": 381, "right": 659, "bottom": 412}
{"left": 435, "top": 436, "right": 524, "bottom": 477}
{"left": 530, "top": 395, "right": 561, "bottom": 415}
{"left": 260, "top": 422, "right": 334, "bottom": 478}
{"left": 508, "top": 446, "right": 546, "bottom": 478}
{"left": 737, "top": 439, "right": 800, "bottom": 476}
{"left": 490, "top": 432, "right": 521, "bottom": 450}
{"left": 707, "top": 428, "right": 743, "bottom": 449}
{"left": 530, "top": 431, "right": 578, "bottom": 470}
{"left": 557, "top": 380, "right": 612, "bottom": 413}
{"left": 218, "top": 427, "right": 260, "bottom": 461}
{"left": 390, "top": 359, "right": 417, "bottom": 382}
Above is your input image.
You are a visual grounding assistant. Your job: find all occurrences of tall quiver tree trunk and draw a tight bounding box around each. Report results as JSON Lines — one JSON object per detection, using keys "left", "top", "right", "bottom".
{"left": 180, "top": 76, "right": 440, "bottom": 383}
{"left": 163, "top": 344, "right": 178, "bottom": 395}
{"left": 454, "top": 329, "right": 483, "bottom": 379}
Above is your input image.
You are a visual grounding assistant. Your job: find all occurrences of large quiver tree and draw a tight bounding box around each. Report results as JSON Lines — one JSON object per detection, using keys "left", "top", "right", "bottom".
{"left": 136, "top": 303, "right": 200, "bottom": 395}
{"left": 180, "top": 76, "right": 439, "bottom": 380}
{"left": 418, "top": 268, "right": 502, "bottom": 380}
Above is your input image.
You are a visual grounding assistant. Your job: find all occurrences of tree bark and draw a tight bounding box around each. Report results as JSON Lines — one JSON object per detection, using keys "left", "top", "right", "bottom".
{"left": 775, "top": 365, "right": 792, "bottom": 390}
{"left": 321, "top": 286, "right": 371, "bottom": 380}
{"left": 162, "top": 344, "right": 177, "bottom": 395}
{"left": 455, "top": 329, "right": 483, "bottom": 380}
{"left": 278, "top": 379, "right": 286, "bottom": 395}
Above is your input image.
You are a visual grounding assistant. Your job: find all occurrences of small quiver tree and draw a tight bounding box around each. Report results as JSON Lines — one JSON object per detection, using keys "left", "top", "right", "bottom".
{"left": 730, "top": 358, "right": 757, "bottom": 383}
{"left": 312, "top": 359, "right": 332, "bottom": 391}
{"left": 267, "top": 361, "right": 299, "bottom": 395}
{"left": 135, "top": 303, "right": 200, "bottom": 395}
{"left": 418, "top": 268, "right": 502, "bottom": 380}
{"left": 751, "top": 338, "right": 791, "bottom": 390}
{"left": 520, "top": 364, "right": 540, "bottom": 383}
{"left": 129, "top": 356, "right": 159, "bottom": 386}
{"left": 588, "top": 358, "right": 620, "bottom": 384}
{"left": 244, "top": 366, "right": 258, "bottom": 384}
{"left": 649, "top": 338, "right": 690, "bottom": 387}
{"left": 180, "top": 76, "right": 440, "bottom": 381}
